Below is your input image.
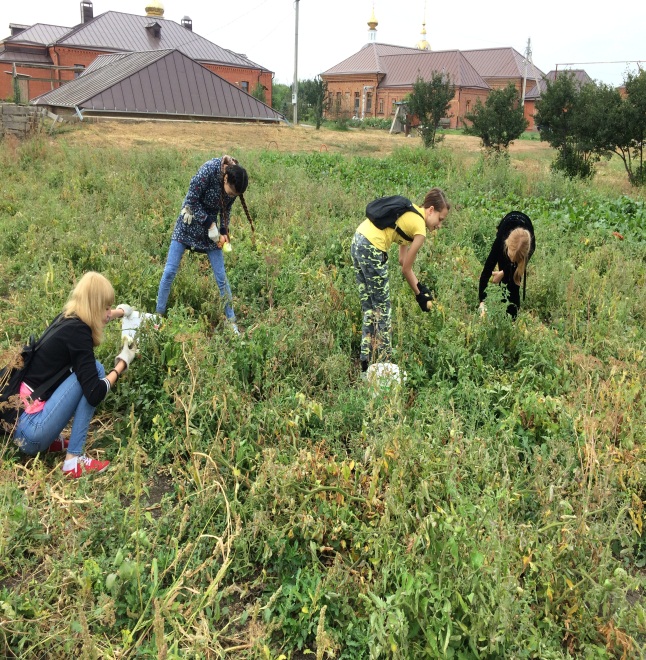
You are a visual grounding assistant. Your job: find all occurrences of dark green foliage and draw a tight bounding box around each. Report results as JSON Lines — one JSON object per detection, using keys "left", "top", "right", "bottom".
{"left": 271, "top": 81, "right": 291, "bottom": 117}
{"left": 606, "top": 69, "right": 646, "bottom": 186}
{"left": 536, "top": 69, "right": 646, "bottom": 186}
{"left": 464, "top": 82, "right": 529, "bottom": 151}
{"left": 406, "top": 73, "right": 454, "bottom": 148}
{"left": 250, "top": 81, "right": 267, "bottom": 104}
{"left": 300, "top": 76, "right": 328, "bottom": 129}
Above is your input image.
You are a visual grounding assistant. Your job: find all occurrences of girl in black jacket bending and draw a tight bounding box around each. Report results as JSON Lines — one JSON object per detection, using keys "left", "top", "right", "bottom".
{"left": 14, "top": 272, "right": 137, "bottom": 478}
{"left": 478, "top": 211, "right": 535, "bottom": 319}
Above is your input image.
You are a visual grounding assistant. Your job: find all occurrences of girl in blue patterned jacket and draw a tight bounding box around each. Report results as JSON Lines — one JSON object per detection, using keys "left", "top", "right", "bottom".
{"left": 156, "top": 155, "right": 252, "bottom": 333}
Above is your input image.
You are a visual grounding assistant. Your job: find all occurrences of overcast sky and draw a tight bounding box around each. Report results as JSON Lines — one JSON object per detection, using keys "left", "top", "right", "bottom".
{"left": 2, "top": 0, "right": 643, "bottom": 87}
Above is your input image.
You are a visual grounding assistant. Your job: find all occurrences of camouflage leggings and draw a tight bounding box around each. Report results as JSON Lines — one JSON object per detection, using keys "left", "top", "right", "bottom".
{"left": 351, "top": 232, "right": 392, "bottom": 362}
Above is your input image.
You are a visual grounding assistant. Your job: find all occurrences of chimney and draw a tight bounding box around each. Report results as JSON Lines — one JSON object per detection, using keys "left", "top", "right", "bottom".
{"left": 9, "top": 23, "right": 29, "bottom": 37}
{"left": 80, "top": 1, "right": 94, "bottom": 23}
{"left": 181, "top": 16, "right": 192, "bottom": 31}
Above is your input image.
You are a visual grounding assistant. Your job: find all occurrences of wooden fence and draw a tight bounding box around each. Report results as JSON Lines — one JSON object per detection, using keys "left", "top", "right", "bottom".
{"left": 0, "top": 104, "right": 48, "bottom": 139}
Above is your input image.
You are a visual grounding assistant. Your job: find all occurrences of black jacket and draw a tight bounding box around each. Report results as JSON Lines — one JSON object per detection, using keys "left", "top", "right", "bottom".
{"left": 479, "top": 212, "right": 536, "bottom": 306}
{"left": 23, "top": 317, "right": 109, "bottom": 406}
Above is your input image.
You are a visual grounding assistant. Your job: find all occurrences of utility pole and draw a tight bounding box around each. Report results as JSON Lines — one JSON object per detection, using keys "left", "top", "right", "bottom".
{"left": 293, "top": 0, "right": 300, "bottom": 125}
{"left": 521, "top": 38, "right": 531, "bottom": 107}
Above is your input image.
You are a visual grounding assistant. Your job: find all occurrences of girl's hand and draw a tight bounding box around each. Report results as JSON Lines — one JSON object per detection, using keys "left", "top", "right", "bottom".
{"left": 491, "top": 270, "right": 505, "bottom": 284}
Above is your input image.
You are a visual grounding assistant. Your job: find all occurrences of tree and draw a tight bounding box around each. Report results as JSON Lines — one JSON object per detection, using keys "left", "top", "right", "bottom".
{"left": 535, "top": 70, "right": 646, "bottom": 185}
{"left": 463, "top": 83, "right": 528, "bottom": 152}
{"left": 299, "top": 77, "right": 328, "bottom": 129}
{"left": 535, "top": 72, "right": 598, "bottom": 178}
{"left": 606, "top": 70, "right": 646, "bottom": 186}
{"left": 251, "top": 82, "right": 267, "bottom": 104}
{"left": 405, "top": 73, "right": 453, "bottom": 148}
{"left": 272, "top": 82, "right": 292, "bottom": 119}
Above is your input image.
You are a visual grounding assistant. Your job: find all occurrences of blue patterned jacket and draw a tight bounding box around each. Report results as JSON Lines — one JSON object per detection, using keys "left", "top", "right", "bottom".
{"left": 170, "top": 158, "right": 236, "bottom": 252}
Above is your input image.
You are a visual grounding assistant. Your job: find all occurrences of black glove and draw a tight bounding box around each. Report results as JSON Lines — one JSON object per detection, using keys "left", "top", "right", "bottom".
{"left": 416, "top": 289, "right": 434, "bottom": 312}
{"left": 417, "top": 282, "right": 433, "bottom": 297}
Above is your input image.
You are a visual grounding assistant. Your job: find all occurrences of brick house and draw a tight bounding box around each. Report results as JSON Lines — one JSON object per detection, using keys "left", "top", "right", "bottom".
{"left": 0, "top": 1, "right": 273, "bottom": 106}
{"left": 321, "top": 43, "right": 546, "bottom": 130}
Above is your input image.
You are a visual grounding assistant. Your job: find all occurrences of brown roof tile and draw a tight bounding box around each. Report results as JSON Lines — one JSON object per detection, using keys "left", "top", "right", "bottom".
{"left": 380, "top": 51, "right": 490, "bottom": 89}
{"left": 321, "top": 42, "right": 421, "bottom": 75}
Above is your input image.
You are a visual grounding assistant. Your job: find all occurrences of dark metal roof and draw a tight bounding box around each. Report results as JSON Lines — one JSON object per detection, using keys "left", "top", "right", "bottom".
{"left": 462, "top": 47, "right": 544, "bottom": 80}
{"left": 31, "top": 49, "right": 284, "bottom": 122}
{"left": 5, "top": 23, "right": 72, "bottom": 46}
{"left": 0, "top": 48, "right": 52, "bottom": 65}
{"left": 56, "top": 11, "right": 268, "bottom": 71}
{"left": 525, "top": 69, "right": 593, "bottom": 100}
{"left": 380, "top": 51, "right": 490, "bottom": 89}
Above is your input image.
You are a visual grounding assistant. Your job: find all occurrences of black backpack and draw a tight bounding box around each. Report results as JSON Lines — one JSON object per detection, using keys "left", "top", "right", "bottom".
{"left": 366, "top": 195, "right": 423, "bottom": 242}
{"left": 0, "top": 317, "right": 71, "bottom": 433}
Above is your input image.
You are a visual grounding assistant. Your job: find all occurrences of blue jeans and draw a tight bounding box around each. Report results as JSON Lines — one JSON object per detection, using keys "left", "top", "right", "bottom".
{"left": 156, "top": 240, "right": 235, "bottom": 320}
{"left": 14, "top": 361, "right": 105, "bottom": 456}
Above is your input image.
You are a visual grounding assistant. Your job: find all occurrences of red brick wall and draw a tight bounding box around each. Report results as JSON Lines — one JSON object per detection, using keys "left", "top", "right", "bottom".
{"left": 0, "top": 62, "right": 61, "bottom": 101}
{"left": 2, "top": 45, "right": 273, "bottom": 108}
{"left": 201, "top": 64, "right": 273, "bottom": 107}
{"left": 323, "top": 76, "right": 491, "bottom": 129}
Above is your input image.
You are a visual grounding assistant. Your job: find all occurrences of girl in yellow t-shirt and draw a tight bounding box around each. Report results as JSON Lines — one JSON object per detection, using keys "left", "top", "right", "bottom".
{"left": 350, "top": 187, "right": 450, "bottom": 373}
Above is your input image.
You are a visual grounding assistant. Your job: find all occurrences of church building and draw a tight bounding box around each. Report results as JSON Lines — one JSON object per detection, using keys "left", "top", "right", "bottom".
{"left": 320, "top": 9, "right": 545, "bottom": 130}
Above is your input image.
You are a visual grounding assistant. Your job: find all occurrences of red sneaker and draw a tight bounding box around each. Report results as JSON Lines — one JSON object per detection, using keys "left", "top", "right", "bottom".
{"left": 48, "top": 436, "right": 69, "bottom": 453}
{"left": 62, "top": 456, "right": 110, "bottom": 478}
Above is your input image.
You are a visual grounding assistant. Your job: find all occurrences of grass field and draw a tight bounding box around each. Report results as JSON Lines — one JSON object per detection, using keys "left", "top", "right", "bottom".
{"left": 1, "top": 120, "right": 645, "bottom": 658}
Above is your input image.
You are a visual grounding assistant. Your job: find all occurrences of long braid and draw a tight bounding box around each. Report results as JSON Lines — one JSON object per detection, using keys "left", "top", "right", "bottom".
{"left": 238, "top": 194, "right": 255, "bottom": 235}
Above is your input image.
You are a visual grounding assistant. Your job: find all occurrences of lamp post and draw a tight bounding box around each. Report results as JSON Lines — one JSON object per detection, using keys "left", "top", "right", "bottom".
{"left": 293, "top": 0, "right": 300, "bottom": 124}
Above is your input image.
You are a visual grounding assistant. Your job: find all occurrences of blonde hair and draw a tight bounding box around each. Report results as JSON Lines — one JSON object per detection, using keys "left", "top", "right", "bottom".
{"left": 63, "top": 272, "right": 115, "bottom": 346}
{"left": 505, "top": 228, "right": 532, "bottom": 286}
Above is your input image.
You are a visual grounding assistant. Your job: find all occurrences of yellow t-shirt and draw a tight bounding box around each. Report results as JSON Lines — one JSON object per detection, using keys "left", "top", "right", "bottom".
{"left": 356, "top": 204, "right": 427, "bottom": 252}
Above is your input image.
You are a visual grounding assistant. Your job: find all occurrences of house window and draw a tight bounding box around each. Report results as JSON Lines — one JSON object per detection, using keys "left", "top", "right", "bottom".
{"left": 465, "top": 100, "right": 471, "bottom": 112}
{"left": 366, "top": 92, "right": 372, "bottom": 113}
{"left": 354, "top": 92, "right": 360, "bottom": 114}
{"left": 241, "top": 81, "right": 249, "bottom": 92}
{"left": 391, "top": 99, "right": 397, "bottom": 115}
{"left": 74, "top": 64, "right": 85, "bottom": 79}
{"left": 378, "top": 98, "right": 384, "bottom": 114}
{"left": 336, "top": 91, "right": 342, "bottom": 110}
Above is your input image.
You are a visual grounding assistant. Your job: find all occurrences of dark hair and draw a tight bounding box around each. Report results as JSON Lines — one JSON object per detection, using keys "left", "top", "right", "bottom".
{"left": 225, "top": 164, "right": 249, "bottom": 195}
{"left": 422, "top": 187, "right": 450, "bottom": 211}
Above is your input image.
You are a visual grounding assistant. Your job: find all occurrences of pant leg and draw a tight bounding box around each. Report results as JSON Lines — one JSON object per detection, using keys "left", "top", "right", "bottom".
{"left": 504, "top": 282, "right": 521, "bottom": 319}
{"left": 156, "top": 240, "right": 187, "bottom": 314}
{"left": 351, "top": 233, "right": 391, "bottom": 363}
{"left": 206, "top": 248, "right": 235, "bottom": 321}
{"left": 14, "top": 361, "right": 105, "bottom": 456}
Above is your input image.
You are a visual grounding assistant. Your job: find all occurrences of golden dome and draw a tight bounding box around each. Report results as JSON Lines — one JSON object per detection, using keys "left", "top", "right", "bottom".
{"left": 416, "top": 22, "right": 430, "bottom": 50}
{"left": 367, "top": 7, "right": 378, "bottom": 30}
{"left": 145, "top": 0, "right": 164, "bottom": 17}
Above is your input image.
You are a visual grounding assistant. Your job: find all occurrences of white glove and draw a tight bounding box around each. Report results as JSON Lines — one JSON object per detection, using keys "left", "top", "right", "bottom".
{"left": 479, "top": 302, "right": 487, "bottom": 317}
{"left": 115, "top": 336, "right": 137, "bottom": 370}
{"left": 208, "top": 224, "right": 220, "bottom": 241}
{"left": 181, "top": 206, "right": 193, "bottom": 225}
{"left": 116, "top": 304, "right": 134, "bottom": 319}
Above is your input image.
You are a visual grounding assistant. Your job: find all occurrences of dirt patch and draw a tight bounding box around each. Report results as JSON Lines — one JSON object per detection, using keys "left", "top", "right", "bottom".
{"left": 58, "top": 118, "right": 547, "bottom": 160}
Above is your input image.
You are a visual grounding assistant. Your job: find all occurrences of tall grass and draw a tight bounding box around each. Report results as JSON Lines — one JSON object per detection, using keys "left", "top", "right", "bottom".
{"left": 0, "top": 134, "right": 645, "bottom": 658}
